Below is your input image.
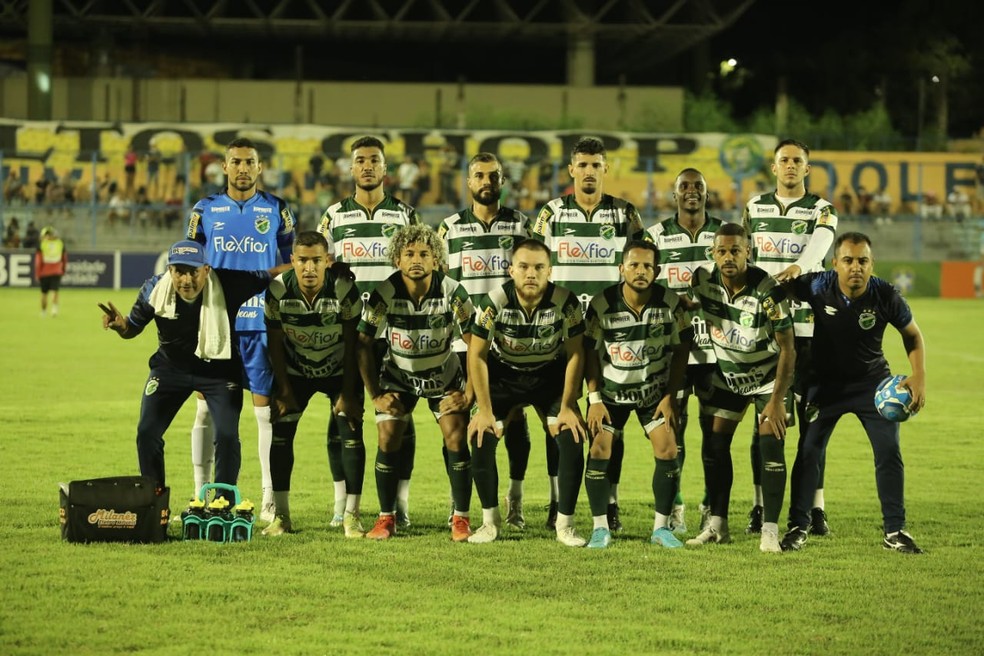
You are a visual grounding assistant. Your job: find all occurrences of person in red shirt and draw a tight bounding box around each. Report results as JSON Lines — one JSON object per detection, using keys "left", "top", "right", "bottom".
{"left": 35, "top": 226, "right": 67, "bottom": 317}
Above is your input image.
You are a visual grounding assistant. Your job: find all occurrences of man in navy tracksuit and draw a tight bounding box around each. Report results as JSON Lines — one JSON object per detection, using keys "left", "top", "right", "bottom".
{"left": 99, "top": 240, "right": 284, "bottom": 489}
{"left": 780, "top": 232, "right": 927, "bottom": 554}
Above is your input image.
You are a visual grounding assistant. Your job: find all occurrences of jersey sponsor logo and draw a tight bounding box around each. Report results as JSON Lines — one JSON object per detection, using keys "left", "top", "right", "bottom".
{"left": 366, "top": 302, "right": 387, "bottom": 326}
{"left": 667, "top": 250, "right": 683, "bottom": 261}
{"left": 557, "top": 241, "right": 616, "bottom": 261}
{"left": 341, "top": 241, "right": 388, "bottom": 260}
{"left": 612, "top": 386, "right": 656, "bottom": 404}
{"left": 816, "top": 206, "right": 833, "bottom": 226}
{"left": 187, "top": 212, "right": 201, "bottom": 238}
{"left": 753, "top": 206, "right": 779, "bottom": 217}
{"left": 664, "top": 264, "right": 694, "bottom": 285}
{"left": 461, "top": 241, "right": 475, "bottom": 250}
{"left": 607, "top": 314, "right": 631, "bottom": 325}
{"left": 212, "top": 221, "right": 226, "bottom": 231}
{"left": 390, "top": 329, "right": 446, "bottom": 351}
{"left": 563, "top": 228, "right": 577, "bottom": 236}
{"left": 255, "top": 218, "right": 271, "bottom": 235}
{"left": 254, "top": 206, "right": 272, "bottom": 213}
{"left": 663, "top": 235, "right": 689, "bottom": 246}
{"left": 722, "top": 368, "right": 767, "bottom": 395}
{"left": 755, "top": 222, "right": 770, "bottom": 232}
{"left": 284, "top": 325, "right": 340, "bottom": 347}
{"left": 791, "top": 220, "right": 808, "bottom": 235}
{"left": 500, "top": 336, "right": 557, "bottom": 353}
{"left": 607, "top": 342, "right": 662, "bottom": 364}
{"left": 478, "top": 306, "right": 496, "bottom": 330}
{"left": 710, "top": 324, "right": 757, "bottom": 349}
{"left": 209, "top": 206, "right": 230, "bottom": 214}
{"left": 753, "top": 235, "right": 806, "bottom": 256}
{"left": 858, "top": 310, "right": 877, "bottom": 330}
{"left": 213, "top": 235, "right": 270, "bottom": 254}
{"left": 402, "top": 372, "right": 445, "bottom": 394}
{"left": 376, "top": 211, "right": 404, "bottom": 221}
{"left": 462, "top": 253, "right": 509, "bottom": 274}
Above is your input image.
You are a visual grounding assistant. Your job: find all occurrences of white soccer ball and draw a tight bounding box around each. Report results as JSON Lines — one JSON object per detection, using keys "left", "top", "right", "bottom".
{"left": 874, "top": 374, "right": 913, "bottom": 422}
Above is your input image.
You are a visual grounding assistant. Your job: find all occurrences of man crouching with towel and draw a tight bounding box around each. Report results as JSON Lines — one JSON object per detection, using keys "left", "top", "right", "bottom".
{"left": 99, "top": 240, "right": 289, "bottom": 491}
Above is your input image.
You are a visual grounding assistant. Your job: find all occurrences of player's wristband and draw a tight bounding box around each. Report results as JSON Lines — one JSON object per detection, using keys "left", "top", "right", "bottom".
{"left": 588, "top": 391, "right": 603, "bottom": 405}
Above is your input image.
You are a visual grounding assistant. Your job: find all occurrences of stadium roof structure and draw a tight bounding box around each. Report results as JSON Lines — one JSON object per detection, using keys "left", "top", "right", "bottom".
{"left": 0, "top": 0, "right": 757, "bottom": 77}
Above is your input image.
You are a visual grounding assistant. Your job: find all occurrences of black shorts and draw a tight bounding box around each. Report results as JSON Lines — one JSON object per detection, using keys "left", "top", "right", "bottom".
{"left": 39, "top": 275, "right": 62, "bottom": 293}
{"left": 487, "top": 357, "right": 566, "bottom": 423}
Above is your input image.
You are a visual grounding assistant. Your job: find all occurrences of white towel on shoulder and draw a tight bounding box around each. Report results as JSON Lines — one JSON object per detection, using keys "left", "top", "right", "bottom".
{"left": 148, "top": 270, "right": 232, "bottom": 361}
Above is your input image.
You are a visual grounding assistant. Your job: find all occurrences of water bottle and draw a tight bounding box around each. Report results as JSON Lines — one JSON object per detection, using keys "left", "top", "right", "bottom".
{"left": 181, "top": 498, "right": 206, "bottom": 540}
{"left": 205, "top": 496, "right": 231, "bottom": 542}
{"left": 231, "top": 500, "right": 255, "bottom": 542}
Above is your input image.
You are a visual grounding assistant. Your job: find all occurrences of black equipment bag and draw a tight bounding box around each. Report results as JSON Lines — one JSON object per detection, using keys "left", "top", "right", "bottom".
{"left": 59, "top": 476, "right": 170, "bottom": 543}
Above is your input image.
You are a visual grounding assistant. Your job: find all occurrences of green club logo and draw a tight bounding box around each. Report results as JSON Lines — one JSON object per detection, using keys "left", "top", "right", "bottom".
{"left": 599, "top": 224, "right": 616, "bottom": 240}
{"left": 254, "top": 218, "right": 270, "bottom": 235}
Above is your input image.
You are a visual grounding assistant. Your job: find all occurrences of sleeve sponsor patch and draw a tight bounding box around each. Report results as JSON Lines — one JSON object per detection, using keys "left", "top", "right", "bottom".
{"left": 280, "top": 207, "right": 295, "bottom": 233}
{"left": 186, "top": 212, "right": 201, "bottom": 239}
{"left": 762, "top": 296, "right": 783, "bottom": 322}
{"left": 478, "top": 306, "right": 496, "bottom": 331}
{"left": 816, "top": 206, "right": 833, "bottom": 226}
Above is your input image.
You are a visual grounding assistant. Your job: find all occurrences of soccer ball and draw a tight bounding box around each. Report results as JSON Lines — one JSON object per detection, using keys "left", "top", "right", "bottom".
{"left": 874, "top": 374, "right": 913, "bottom": 422}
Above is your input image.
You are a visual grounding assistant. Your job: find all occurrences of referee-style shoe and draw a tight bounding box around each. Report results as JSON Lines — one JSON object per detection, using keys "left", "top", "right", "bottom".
{"left": 780, "top": 527, "right": 808, "bottom": 552}
{"left": 883, "top": 530, "right": 924, "bottom": 554}
{"left": 809, "top": 507, "right": 830, "bottom": 536}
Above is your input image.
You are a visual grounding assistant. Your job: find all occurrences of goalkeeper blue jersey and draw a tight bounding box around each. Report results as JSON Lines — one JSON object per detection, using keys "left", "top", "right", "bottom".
{"left": 186, "top": 190, "right": 295, "bottom": 332}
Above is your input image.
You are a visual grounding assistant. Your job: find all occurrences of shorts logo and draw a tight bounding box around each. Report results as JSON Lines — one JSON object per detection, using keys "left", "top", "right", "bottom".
{"left": 599, "top": 224, "right": 616, "bottom": 240}
{"left": 255, "top": 218, "right": 270, "bottom": 234}
{"left": 381, "top": 224, "right": 399, "bottom": 239}
{"left": 144, "top": 378, "right": 159, "bottom": 396}
{"left": 858, "top": 310, "right": 877, "bottom": 330}
{"left": 791, "top": 220, "right": 807, "bottom": 235}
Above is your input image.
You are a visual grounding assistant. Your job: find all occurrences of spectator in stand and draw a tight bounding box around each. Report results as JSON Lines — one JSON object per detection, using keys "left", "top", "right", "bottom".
{"left": 918, "top": 191, "right": 944, "bottom": 221}
{"left": 35, "top": 226, "right": 67, "bottom": 318}
{"left": 34, "top": 177, "right": 50, "bottom": 205}
{"left": 946, "top": 186, "right": 972, "bottom": 222}
{"left": 22, "top": 221, "right": 40, "bottom": 249}
{"left": 123, "top": 146, "right": 138, "bottom": 199}
{"left": 162, "top": 174, "right": 187, "bottom": 231}
{"left": 397, "top": 154, "right": 420, "bottom": 202}
{"left": 975, "top": 156, "right": 984, "bottom": 216}
{"left": 107, "top": 181, "right": 132, "bottom": 229}
{"left": 873, "top": 187, "right": 893, "bottom": 225}
{"left": 2, "top": 216, "right": 20, "bottom": 247}
{"left": 3, "top": 170, "right": 27, "bottom": 205}
{"left": 146, "top": 142, "right": 162, "bottom": 200}
{"left": 837, "top": 187, "right": 854, "bottom": 216}
{"left": 413, "top": 158, "right": 431, "bottom": 208}
{"left": 439, "top": 145, "right": 461, "bottom": 206}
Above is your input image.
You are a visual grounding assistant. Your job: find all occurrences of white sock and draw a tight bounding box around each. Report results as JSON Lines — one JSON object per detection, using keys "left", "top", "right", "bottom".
{"left": 508, "top": 479, "right": 524, "bottom": 500}
{"left": 549, "top": 476, "right": 559, "bottom": 502}
{"left": 273, "top": 491, "right": 290, "bottom": 517}
{"left": 397, "top": 479, "right": 411, "bottom": 512}
{"left": 556, "top": 512, "right": 574, "bottom": 531}
{"left": 710, "top": 515, "right": 724, "bottom": 531}
{"left": 333, "top": 480, "right": 347, "bottom": 516}
{"left": 191, "top": 399, "right": 214, "bottom": 497}
{"left": 452, "top": 510, "right": 469, "bottom": 519}
{"left": 653, "top": 512, "right": 669, "bottom": 531}
{"left": 609, "top": 483, "right": 619, "bottom": 504}
{"left": 254, "top": 406, "right": 273, "bottom": 489}
{"left": 51, "top": 304, "right": 59, "bottom": 316}
{"left": 593, "top": 514, "right": 609, "bottom": 530}
{"left": 344, "top": 494, "right": 361, "bottom": 515}
{"left": 813, "top": 488, "right": 825, "bottom": 509}
{"left": 483, "top": 507, "right": 499, "bottom": 525}
{"left": 762, "top": 521, "right": 779, "bottom": 535}
{"left": 754, "top": 485, "right": 764, "bottom": 506}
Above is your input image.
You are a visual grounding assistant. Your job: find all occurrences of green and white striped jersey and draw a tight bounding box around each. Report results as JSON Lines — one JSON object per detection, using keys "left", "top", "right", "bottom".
{"left": 531, "top": 194, "right": 644, "bottom": 309}
{"left": 585, "top": 282, "right": 686, "bottom": 407}
{"left": 741, "top": 192, "right": 837, "bottom": 337}
{"left": 437, "top": 207, "right": 529, "bottom": 311}
{"left": 317, "top": 194, "right": 419, "bottom": 296}
{"left": 264, "top": 269, "right": 362, "bottom": 379}
{"left": 472, "top": 280, "right": 584, "bottom": 373}
{"left": 689, "top": 264, "right": 792, "bottom": 396}
{"left": 358, "top": 270, "right": 473, "bottom": 398}
{"left": 645, "top": 213, "right": 726, "bottom": 365}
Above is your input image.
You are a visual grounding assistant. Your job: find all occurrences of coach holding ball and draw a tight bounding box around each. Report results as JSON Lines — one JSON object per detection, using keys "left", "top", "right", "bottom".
{"left": 779, "top": 232, "right": 927, "bottom": 554}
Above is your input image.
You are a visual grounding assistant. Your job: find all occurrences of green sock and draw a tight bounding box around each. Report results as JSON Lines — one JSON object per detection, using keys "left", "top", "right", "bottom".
{"left": 759, "top": 435, "right": 787, "bottom": 524}
{"left": 446, "top": 447, "right": 472, "bottom": 513}
{"left": 585, "top": 458, "right": 610, "bottom": 517}
{"left": 374, "top": 449, "right": 399, "bottom": 513}
{"left": 653, "top": 457, "right": 680, "bottom": 516}
{"left": 555, "top": 430, "right": 584, "bottom": 516}
{"left": 471, "top": 435, "right": 499, "bottom": 509}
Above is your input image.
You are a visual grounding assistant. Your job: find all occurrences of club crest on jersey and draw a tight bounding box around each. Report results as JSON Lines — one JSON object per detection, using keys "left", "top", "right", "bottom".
{"left": 537, "top": 324, "right": 554, "bottom": 338}
{"left": 858, "top": 310, "right": 877, "bottom": 330}
{"left": 255, "top": 218, "right": 271, "bottom": 235}
{"left": 791, "top": 220, "right": 808, "bottom": 235}
{"left": 144, "top": 378, "right": 159, "bottom": 396}
{"left": 739, "top": 312, "right": 754, "bottom": 327}
{"left": 599, "top": 224, "right": 616, "bottom": 240}
{"left": 428, "top": 314, "right": 446, "bottom": 329}
{"left": 498, "top": 236, "right": 514, "bottom": 251}
{"left": 381, "top": 224, "right": 399, "bottom": 239}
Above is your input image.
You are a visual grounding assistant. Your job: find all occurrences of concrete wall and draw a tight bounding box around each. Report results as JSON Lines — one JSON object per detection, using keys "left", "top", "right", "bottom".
{"left": 0, "top": 75, "right": 684, "bottom": 131}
